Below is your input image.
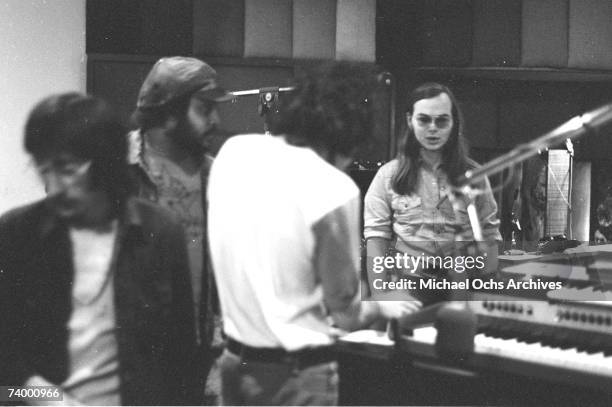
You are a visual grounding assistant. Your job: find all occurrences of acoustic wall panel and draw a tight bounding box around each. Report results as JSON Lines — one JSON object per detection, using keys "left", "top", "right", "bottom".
{"left": 454, "top": 84, "right": 498, "bottom": 149}
{"left": 376, "top": 0, "right": 423, "bottom": 67}
{"left": 421, "top": 0, "right": 472, "bottom": 67}
{"left": 497, "top": 83, "right": 582, "bottom": 149}
{"left": 293, "top": 0, "right": 336, "bottom": 59}
{"left": 88, "top": 59, "right": 156, "bottom": 125}
{"left": 522, "top": 0, "right": 568, "bottom": 67}
{"left": 472, "top": 0, "right": 521, "bottom": 66}
{"left": 569, "top": 0, "right": 612, "bottom": 69}
{"left": 244, "top": 0, "right": 292, "bottom": 58}
{"left": 193, "top": 0, "right": 245, "bottom": 57}
{"left": 137, "top": 0, "right": 194, "bottom": 55}
{"left": 87, "top": 0, "right": 193, "bottom": 55}
{"left": 336, "top": 0, "right": 376, "bottom": 62}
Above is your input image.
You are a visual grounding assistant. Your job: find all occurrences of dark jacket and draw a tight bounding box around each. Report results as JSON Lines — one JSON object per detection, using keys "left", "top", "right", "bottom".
{"left": 127, "top": 129, "right": 219, "bottom": 349}
{"left": 0, "top": 198, "right": 198, "bottom": 405}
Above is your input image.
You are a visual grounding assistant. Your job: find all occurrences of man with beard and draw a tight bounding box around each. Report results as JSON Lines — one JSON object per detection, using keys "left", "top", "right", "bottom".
{"left": 129, "top": 56, "right": 233, "bottom": 403}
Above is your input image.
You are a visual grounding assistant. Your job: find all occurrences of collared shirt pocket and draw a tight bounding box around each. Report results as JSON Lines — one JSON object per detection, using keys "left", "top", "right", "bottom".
{"left": 445, "top": 199, "right": 471, "bottom": 235}
{"left": 392, "top": 195, "right": 423, "bottom": 225}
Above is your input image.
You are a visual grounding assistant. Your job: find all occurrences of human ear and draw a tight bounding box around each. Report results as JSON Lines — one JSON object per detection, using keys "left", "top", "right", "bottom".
{"left": 406, "top": 112, "right": 413, "bottom": 130}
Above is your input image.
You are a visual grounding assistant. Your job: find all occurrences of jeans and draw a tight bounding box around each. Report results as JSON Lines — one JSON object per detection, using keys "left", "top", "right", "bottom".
{"left": 219, "top": 349, "right": 338, "bottom": 405}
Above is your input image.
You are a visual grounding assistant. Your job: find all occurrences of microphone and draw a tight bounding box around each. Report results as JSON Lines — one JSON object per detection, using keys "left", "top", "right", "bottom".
{"left": 458, "top": 103, "right": 612, "bottom": 187}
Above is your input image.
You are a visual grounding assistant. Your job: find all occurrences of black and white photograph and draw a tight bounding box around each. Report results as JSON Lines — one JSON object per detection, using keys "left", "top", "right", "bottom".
{"left": 2, "top": 1, "right": 612, "bottom": 406}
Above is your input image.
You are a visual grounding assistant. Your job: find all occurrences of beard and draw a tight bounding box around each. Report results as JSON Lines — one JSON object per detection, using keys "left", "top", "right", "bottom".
{"left": 169, "top": 116, "right": 212, "bottom": 155}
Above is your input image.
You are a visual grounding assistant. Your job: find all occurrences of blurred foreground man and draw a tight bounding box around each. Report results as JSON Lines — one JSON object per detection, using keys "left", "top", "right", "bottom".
{"left": 129, "top": 56, "right": 233, "bottom": 403}
{"left": 208, "top": 62, "right": 422, "bottom": 405}
{"left": 0, "top": 93, "right": 197, "bottom": 405}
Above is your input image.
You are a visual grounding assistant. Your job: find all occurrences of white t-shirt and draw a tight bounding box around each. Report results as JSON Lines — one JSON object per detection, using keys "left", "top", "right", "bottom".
{"left": 208, "top": 134, "right": 361, "bottom": 351}
{"left": 63, "top": 221, "right": 120, "bottom": 405}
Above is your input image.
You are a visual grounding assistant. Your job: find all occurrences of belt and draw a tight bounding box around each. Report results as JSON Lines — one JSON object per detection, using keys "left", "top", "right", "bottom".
{"left": 226, "top": 338, "right": 337, "bottom": 368}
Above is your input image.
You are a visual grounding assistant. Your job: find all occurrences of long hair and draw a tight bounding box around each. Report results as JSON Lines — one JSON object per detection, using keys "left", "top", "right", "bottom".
{"left": 391, "top": 82, "right": 471, "bottom": 195}
{"left": 24, "top": 92, "right": 132, "bottom": 209}
{"left": 269, "top": 61, "right": 378, "bottom": 160}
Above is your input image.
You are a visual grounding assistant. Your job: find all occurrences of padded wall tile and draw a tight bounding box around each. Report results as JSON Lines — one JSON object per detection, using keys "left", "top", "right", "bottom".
{"left": 422, "top": 0, "right": 472, "bottom": 66}
{"left": 336, "top": 0, "right": 376, "bottom": 62}
{"left": 244, "top": 0, "right": 292, "bottom": 58}
{"left": 472, "top": 0, "right": 521, "bottom": 66}
{"left": 293, "top": 0, "right": 336, "bottom": 59}
{"left": 193, "top": 0, "right": 245, "bottom": 57}
{"left": 569, "top": 0, "right": 612, "bottom": 69}
{"left": 522, "top": 0, "right": 568, "bottom": 67}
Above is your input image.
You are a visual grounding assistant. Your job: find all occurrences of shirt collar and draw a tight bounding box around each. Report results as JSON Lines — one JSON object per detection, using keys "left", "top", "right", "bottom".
{"left": 419, "top": 150, "right": 443, "bottom": 172}
{"left": 128, "top": 128, "right": 214, "bottom": 172}
{"left": 127, "top": 129, "right": 145, "bottom": 167}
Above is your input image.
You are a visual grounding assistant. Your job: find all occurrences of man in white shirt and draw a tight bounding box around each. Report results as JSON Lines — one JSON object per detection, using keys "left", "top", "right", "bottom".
{"left": 208, "top": 62, "right": 422, "bottom": 405}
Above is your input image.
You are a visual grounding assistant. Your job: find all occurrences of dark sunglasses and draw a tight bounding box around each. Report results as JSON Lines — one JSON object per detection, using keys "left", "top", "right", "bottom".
{"left": 413, "top": 114, "right": 452, "bottom": 129}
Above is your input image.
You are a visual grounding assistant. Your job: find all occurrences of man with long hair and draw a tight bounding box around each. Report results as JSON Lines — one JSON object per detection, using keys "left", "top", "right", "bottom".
{"left": 207, "top": 62, "right": 422, "bottom": 405}
{"left": 364, "top": 82, "right": 501, "bottom": 302}
{"left": 0, "top": 93, "right": 198, "bottom": 405}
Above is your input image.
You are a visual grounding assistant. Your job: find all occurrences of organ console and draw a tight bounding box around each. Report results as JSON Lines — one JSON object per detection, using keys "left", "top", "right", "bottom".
{"left": 336, "top": 107, "right": 612, "bottom": 405}
{"left": 338, "top": 246, "right": 612, "bottom": 406}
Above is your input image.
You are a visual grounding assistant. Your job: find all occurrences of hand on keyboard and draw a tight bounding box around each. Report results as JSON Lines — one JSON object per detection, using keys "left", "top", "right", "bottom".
{"left": 374, "top": 293, "right": 423, "bottom": 320}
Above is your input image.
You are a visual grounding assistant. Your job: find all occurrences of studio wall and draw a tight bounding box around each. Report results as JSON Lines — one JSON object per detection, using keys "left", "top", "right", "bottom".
{"left": 0, "top": 0, "right": 86, "bottom": 215}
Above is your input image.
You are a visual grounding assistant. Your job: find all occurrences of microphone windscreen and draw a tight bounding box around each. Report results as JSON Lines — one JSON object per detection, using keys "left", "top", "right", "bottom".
{"left": 434, "top": 302, "right": 477, "bottom": 361}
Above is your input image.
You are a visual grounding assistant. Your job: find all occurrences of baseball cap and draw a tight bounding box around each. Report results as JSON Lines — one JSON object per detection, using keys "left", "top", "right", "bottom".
{"left": 136, "top": 56, "right": 233, "bottom": 109}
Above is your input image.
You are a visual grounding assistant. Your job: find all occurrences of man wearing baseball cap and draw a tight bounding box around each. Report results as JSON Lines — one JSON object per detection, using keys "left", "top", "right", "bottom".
{"left": 128, "top": 56, "right": 233, "bottom": 403}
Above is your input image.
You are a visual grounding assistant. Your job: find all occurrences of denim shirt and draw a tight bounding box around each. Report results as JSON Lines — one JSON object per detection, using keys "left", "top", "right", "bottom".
{"left": 364, "top": 158, "right": 501, "bottom": 256}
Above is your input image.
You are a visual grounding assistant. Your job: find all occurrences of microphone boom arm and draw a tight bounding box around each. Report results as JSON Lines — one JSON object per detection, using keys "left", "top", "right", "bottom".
{"left": 458, "top": 103, "right": 612, "bottom": 187}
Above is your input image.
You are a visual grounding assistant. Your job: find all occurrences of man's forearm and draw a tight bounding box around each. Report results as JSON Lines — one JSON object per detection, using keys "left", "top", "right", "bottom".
{"left": 365, "top": 237, "right": 390, "bottom": 295}
{"left": 330, "top": 296, "right": 382, "bottom": 332}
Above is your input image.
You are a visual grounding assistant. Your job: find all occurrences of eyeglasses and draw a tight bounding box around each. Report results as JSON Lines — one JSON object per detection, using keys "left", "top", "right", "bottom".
{"left": 413, "top": 114, "right": 452, "bottom": 129}
{"left": 35, "top": 159, "right": 92, "bottom": 183}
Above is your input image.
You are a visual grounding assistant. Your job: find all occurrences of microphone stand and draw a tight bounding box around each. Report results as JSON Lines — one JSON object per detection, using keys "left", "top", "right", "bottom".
{"left": 229, "top": 86, "right": 296, "bottom": 133}
{"left": 229, "top": 86, "right": 295, "bottom": 97}
{"left": 453, "top": 103, "right": 612, "bottom": 249}
{"left": 458, "top": 103, "right": 612, "bottom": 188}
{"left": 433, "top": 103, "right": 612, "bottom": 337}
